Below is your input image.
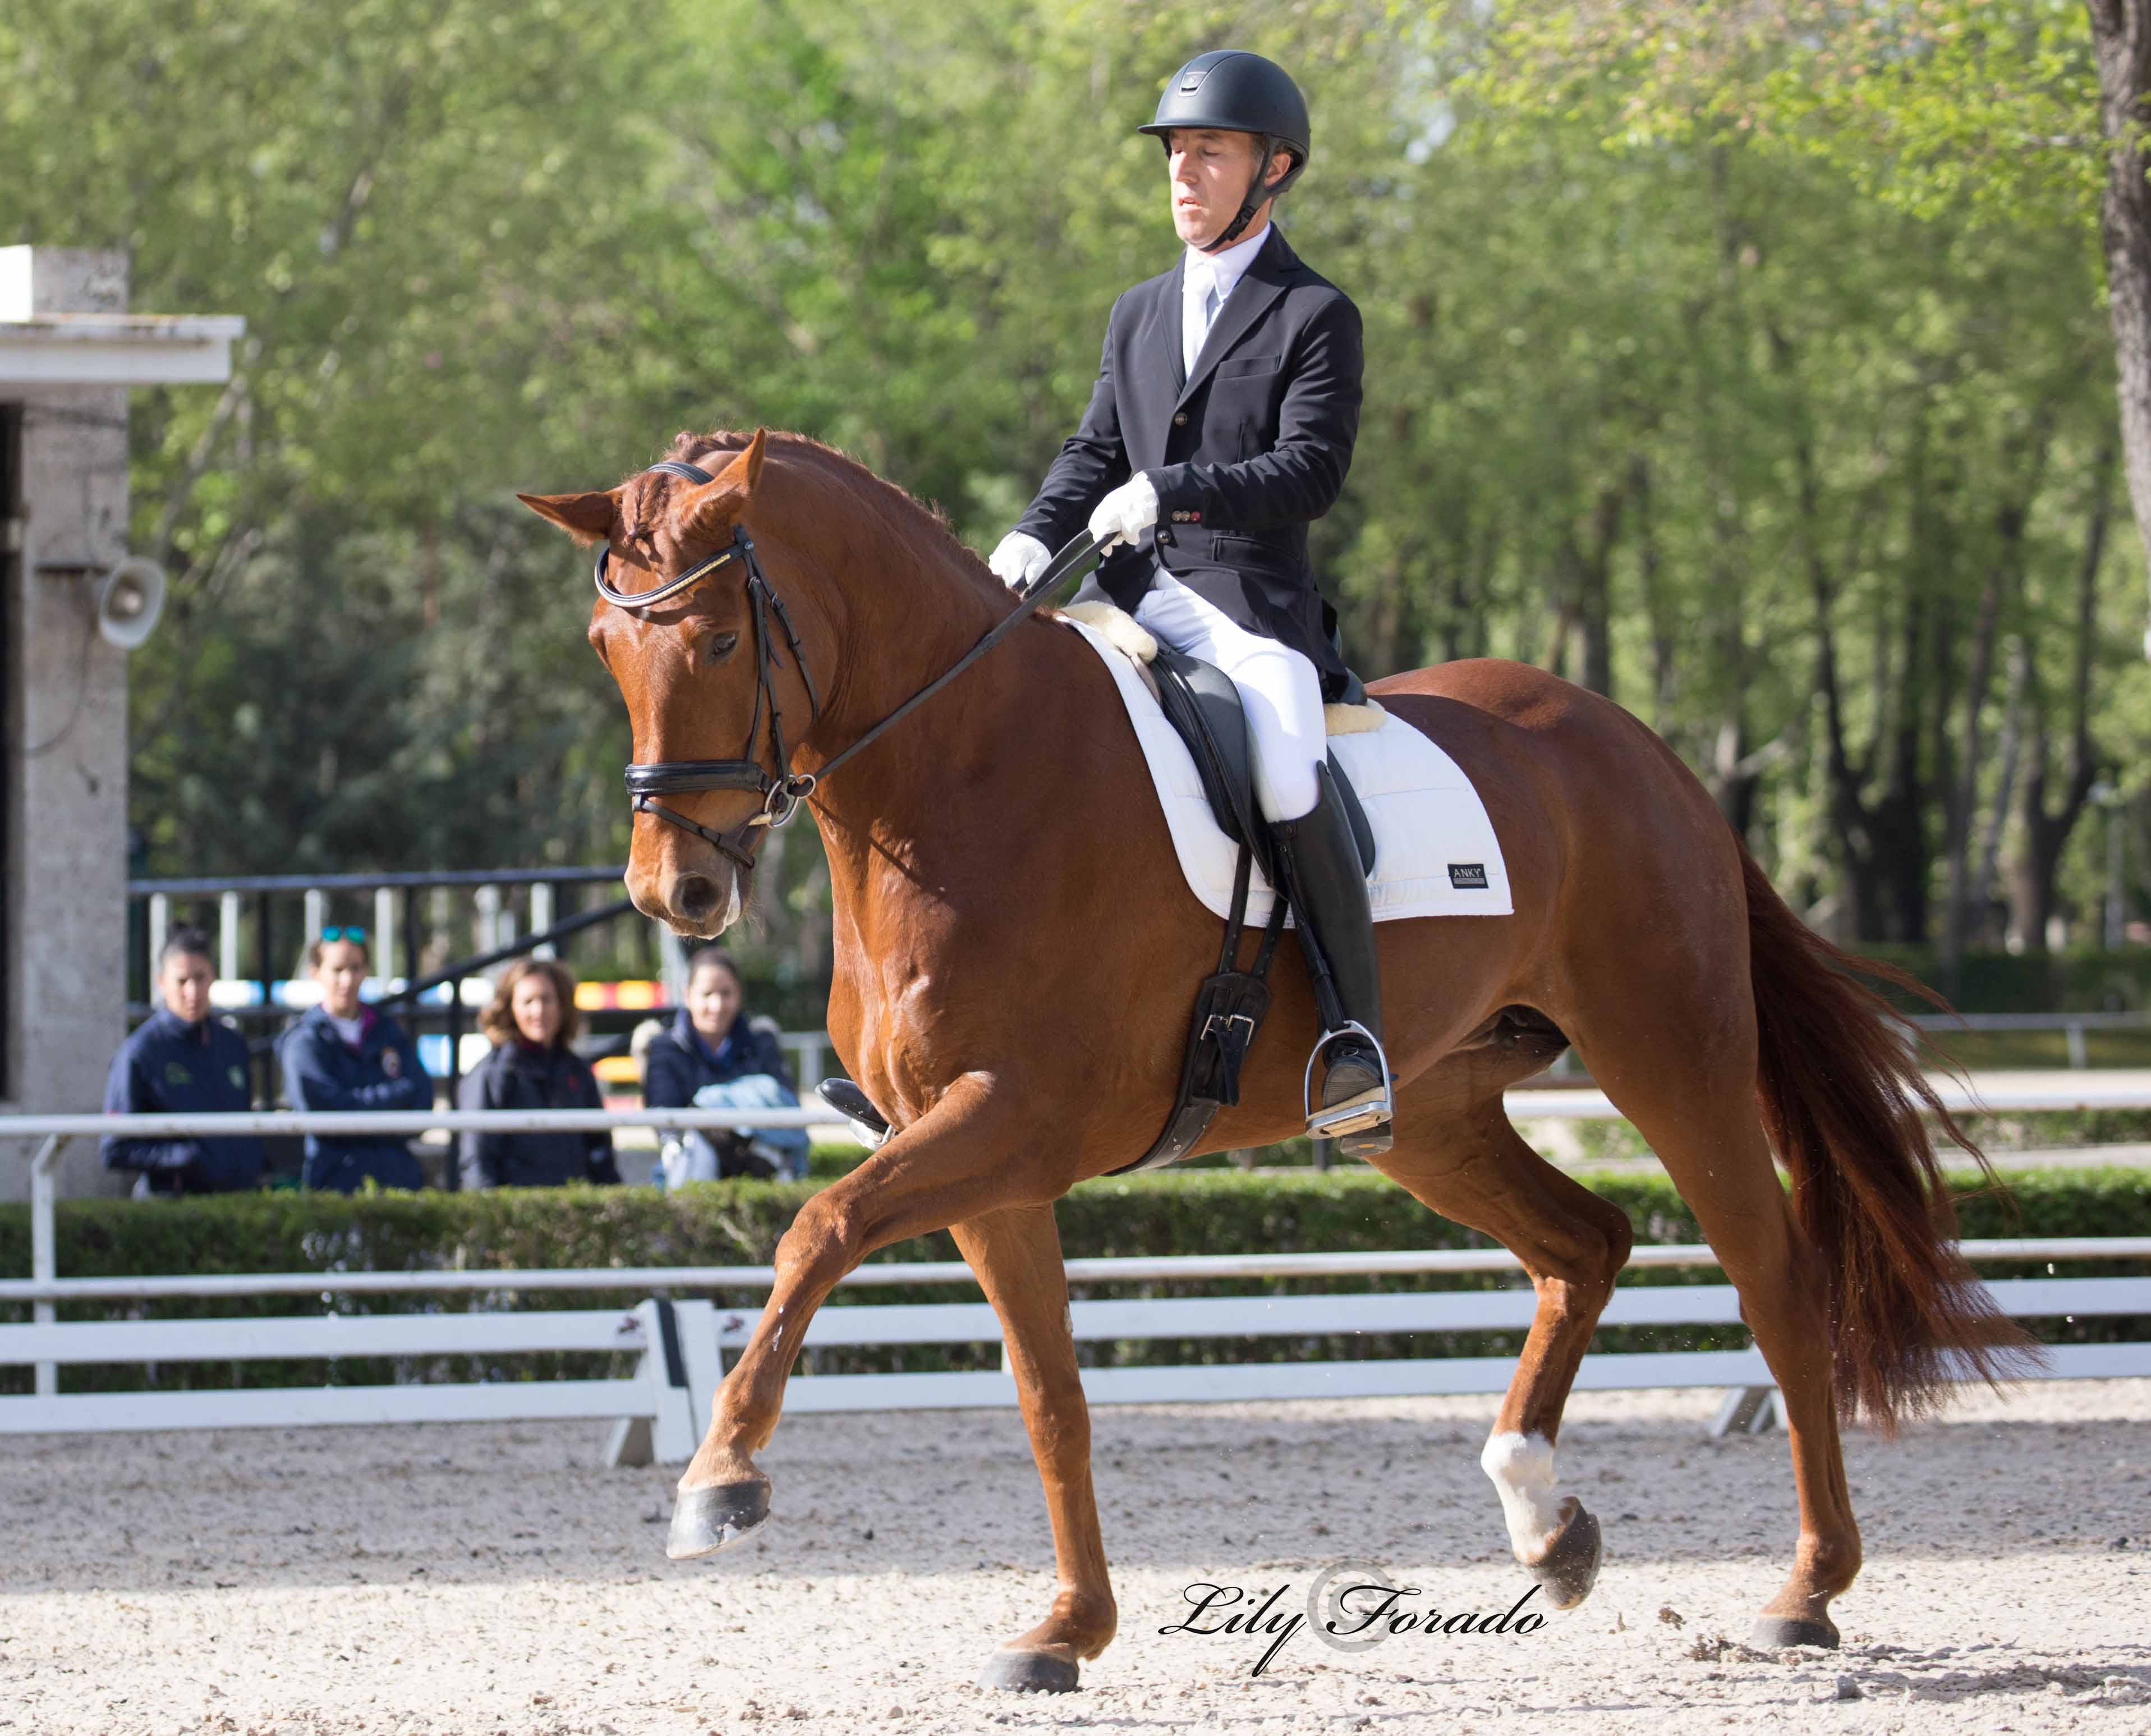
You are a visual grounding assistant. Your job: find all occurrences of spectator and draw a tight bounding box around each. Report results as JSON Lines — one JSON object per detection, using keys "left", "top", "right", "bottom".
{"left": 101, "top": 927, "right": 265, "bottom": 1195}
{"left": 277, "top": 929, "right": 431, "bottom": 1192}
{"left": 641, "top": 947, "right": 810, "bottom": 1183}
{"left": 457, "top": 958, "right": 621, "bottom": 1190}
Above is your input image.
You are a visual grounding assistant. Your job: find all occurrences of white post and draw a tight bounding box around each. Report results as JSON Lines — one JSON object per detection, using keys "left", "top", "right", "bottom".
{"left": 374, "top": 887, "right": 396, "bottom": 982}
{"left": 146, "top": 893, "right": 169, "bottom": 972}
{"left": 1709, "top": 1386, "right": 1780, "bottom": 1438}
{"left": 2067, "top": 1021, "right": 2090, "bottom": 1071}
{"left": 658, "top": 922, "right": 685, "bottom": 1004}
{"left": 30, "top": 1136, "right": 67, "bottom": 1398}
{"left": 475, "top": 884, "right": 502, "bottom": 954}
{"left": 302, "top": 887, "right": 325, "bottom": 953}
{"left": 218, "top": 890, "right": 240, "bottom": 982}
{"left": 531, "top": 883, "right": 555, "bottom": 959}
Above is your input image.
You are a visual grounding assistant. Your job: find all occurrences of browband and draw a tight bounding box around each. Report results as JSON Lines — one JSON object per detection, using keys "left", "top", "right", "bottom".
{"left": 591, "top": 458, "right": 743, "bottom": 609}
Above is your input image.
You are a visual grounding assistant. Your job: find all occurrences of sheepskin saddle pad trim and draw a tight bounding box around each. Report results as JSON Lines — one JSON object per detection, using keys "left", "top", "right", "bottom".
{"left": 1060, "top": 601, "right": 1387, "bottom": 736}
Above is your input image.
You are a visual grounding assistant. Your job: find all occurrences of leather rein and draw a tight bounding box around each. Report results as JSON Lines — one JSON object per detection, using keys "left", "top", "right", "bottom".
{"left": 602, "top": 457, "right": 1096, "bottom": 872}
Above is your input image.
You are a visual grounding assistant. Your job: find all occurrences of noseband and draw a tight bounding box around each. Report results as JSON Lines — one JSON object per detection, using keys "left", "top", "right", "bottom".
{"left": 604, "top": 460, "right": 821, "bottom": 874}
{"left": 600, "top": 454, "right": 1099, "bottom": 877}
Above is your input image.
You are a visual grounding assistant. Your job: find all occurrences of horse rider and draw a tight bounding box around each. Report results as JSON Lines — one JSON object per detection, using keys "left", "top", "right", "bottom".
{"left": 989, "top": 49, "right": 1390, "bottom": 1155}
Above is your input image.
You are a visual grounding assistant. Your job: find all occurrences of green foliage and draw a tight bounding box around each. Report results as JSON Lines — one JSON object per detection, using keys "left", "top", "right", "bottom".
{"left": 1859, "top": 943, "right": 2151, "bottom": 1013}
{"left": 1458, "top": 1, "right": 2104, "bottom": 224}
{"left": 6, "top": 1166, "right": 2145, "bottom": 1392}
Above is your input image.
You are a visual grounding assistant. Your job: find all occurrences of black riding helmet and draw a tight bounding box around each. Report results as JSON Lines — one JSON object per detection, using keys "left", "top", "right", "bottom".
{"left": 1138, "top": 50, "right": 1311, "bottom": 253}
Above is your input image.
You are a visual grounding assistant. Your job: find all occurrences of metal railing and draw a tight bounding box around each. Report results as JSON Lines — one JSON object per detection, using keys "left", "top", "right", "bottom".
{"left": 1907, "top": 1009, "right": 2151, "bottom": 1069}
{"left": 130, "top": 866, "right": 632, "bottom": 1002}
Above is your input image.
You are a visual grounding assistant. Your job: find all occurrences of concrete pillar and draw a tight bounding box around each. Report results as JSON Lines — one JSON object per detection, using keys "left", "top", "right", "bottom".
{"left": 2, "top": 249, "right": 131, "bottom": 1200}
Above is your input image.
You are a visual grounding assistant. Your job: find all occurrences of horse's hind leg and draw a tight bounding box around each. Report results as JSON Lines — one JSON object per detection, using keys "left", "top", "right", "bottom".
{"left": 1595, "top": 1070, "right": 1860, "bottom": 1648}
{"left": 951, "top": 1204, "right": 1115, "bottom": 1694}
{"left": 1363, "top": 1091, "right": 1634, "bottom": 1609}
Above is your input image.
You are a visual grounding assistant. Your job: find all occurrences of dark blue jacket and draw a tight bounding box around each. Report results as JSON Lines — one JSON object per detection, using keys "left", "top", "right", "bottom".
{"left": 456, "top": 1040, "right": 621, "bottom": 1190}
{"left": 100, "top": 1010, "right": 265, "bottom": 1193}
{"left": 641, "top": 1009, "right": 796, "bottom": 1109}
{"left": 1013, "top": 226, "right": 1363, "bottom": 697}
{"left": 277, "top": 1005, "right": 431, "bottom": 1193}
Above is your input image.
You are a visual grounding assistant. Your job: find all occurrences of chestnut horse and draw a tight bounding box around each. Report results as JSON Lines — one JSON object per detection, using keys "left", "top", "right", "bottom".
{"left": 521, "top": 427, "right": 2028, "bottom": 1692}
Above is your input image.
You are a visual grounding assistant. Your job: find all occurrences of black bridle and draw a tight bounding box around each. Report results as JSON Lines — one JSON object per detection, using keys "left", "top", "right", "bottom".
{"left": 601, "top": 457, "right": 1096, "bottom": 873}
{"left": 601, "top": 460, "right": 823, "bottom": 872}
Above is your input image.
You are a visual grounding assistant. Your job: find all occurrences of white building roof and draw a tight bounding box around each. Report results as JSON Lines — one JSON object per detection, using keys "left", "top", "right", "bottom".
{"left": 0, "top": 314, "right": 245, "bottom": 388}
{"left": 1, "top": 247, "right": 242, "bottom": 388}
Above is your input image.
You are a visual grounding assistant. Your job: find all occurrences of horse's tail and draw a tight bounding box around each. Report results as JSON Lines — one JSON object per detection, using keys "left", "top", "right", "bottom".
{"left": 1740, "top": 844, "right": 2040, "bottom": 1435}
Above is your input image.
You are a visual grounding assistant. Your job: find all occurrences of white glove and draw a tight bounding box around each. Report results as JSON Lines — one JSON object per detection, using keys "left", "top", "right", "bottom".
{"left": 988, "top": 531, "right": 1052, "bottom": 592}
{"left": 1088, "top": 473, "right": 1160, "bottom": 553}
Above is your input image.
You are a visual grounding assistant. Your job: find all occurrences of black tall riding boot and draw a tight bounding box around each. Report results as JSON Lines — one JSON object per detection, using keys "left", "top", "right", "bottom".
{"left": 1267, "top": 762, "right": 1392, "bottom": 1158}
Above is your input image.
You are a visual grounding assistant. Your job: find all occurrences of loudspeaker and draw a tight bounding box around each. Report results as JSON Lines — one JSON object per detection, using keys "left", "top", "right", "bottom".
{"left": 94, "top": 555, "right": 166, "bottom": 650}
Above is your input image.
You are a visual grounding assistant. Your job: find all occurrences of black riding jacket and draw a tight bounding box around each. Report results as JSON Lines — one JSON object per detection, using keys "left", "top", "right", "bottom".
{"left": 1013, "top": 226, "right": 1364, "bottom": 696}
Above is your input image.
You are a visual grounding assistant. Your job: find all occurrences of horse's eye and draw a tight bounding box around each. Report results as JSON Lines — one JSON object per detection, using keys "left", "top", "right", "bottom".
{"left": 705, "top": 632, "right": 739, "bottom": 664}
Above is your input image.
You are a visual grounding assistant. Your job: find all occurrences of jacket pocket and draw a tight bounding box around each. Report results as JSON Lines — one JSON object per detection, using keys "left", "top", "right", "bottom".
{"left": 1212, "top": 532, "right": 1298, "bottom": 573}
{"left": 1214, "top": 353, "right": 1283, "bottom": 378}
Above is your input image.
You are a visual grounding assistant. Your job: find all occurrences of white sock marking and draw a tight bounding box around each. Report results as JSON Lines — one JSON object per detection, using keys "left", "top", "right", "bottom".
{"left": 1481, "top": 1430, "right": 1565, "bottom": 1561}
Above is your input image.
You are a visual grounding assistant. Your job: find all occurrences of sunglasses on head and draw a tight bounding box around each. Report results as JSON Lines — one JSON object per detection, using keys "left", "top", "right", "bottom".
{"left": 321, "top": 925, "right": 368, "bottom": 944}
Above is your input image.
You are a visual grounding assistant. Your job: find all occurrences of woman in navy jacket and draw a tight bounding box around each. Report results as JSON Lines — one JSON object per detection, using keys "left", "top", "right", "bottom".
{"left": 102, "top": 928, "right": 265, "bottom": 1194}
{"left": 457, "top": 958, "right": 620, "bottom": 1189}
{"left": 640, "top": 948, "right": 807, "bottom": 1181}
{"left": 277, "top": 931, "right": 431, "bottom": 1192}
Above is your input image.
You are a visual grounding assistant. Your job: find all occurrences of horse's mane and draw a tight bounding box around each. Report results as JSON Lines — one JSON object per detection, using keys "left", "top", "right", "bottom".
{"left": 656, "top": 428, "right": 1000, "bottom": 599}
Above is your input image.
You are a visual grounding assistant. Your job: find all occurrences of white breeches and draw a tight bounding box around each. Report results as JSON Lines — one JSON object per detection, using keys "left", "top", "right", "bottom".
{"left": 1133, "top": 575, "right": 1325, "bottom": 823}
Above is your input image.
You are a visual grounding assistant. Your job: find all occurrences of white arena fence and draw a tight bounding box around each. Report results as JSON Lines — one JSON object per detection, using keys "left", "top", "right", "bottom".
{"left": 4, "top": 1087, "right": 2150, "bottom": 1457}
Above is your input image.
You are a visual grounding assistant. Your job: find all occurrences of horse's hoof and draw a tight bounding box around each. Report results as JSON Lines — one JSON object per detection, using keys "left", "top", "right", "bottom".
{"left": 1749, "top": 1614, "right": 1840, "bottom": 1650}
{"left": 977, "top": 1648, "right": 1080, "bottom": 1693}
{"left": 1525, "top": 1498, "right": 1602, "bottom": 1610}
{"left": 665, "top": 1477, "right": 771, "bottom": 1560}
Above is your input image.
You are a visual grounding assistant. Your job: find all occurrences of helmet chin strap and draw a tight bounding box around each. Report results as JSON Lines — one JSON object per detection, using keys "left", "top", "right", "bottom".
{"left": 1198, "top": 138, "right": 1306, "bottom": 253}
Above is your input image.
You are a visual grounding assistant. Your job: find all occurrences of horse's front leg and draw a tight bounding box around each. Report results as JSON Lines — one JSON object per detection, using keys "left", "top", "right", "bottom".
{"left": 951, "top": 1204, "right": 1115, "bottom": 1693}
{"left": 668, "top": 1072, "right": 1065, "bottom": 1558}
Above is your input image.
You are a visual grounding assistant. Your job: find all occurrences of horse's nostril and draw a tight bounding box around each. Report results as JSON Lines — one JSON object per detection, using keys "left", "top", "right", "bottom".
{"left": 674, "top": 874, "right": 722, "bottom": 920}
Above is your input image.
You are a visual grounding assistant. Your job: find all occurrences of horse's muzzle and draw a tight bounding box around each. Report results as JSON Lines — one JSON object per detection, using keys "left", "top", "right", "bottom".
{"left": 628, "top": 857, "right": 749, "bottom": 939}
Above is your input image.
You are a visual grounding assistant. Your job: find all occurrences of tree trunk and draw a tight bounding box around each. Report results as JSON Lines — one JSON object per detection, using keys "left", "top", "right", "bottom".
{"left": 2012, "top": 444, "right": 2116, "bottom": 942}
{"left": 2086, "top": 0, "right": 2151, "bottom": 657}
{"left": 1631, "top": 453, "right": 1679, "bottom": 730}
{"left": 1942, "top": 419, "right": 2051, "bottom": 968}
{"left": 1970, "top": 641, "right": 2029, "bottom": 940}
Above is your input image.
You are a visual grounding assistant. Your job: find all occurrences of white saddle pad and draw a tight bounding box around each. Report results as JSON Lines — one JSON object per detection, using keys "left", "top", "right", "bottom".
{"left": 1064, "top": 617, "right": 1515, "bottom": 925}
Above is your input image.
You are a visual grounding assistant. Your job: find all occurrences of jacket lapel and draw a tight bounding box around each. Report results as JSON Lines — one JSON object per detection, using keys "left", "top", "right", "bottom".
{"left": 1175, "top": 228, "right": 1295, "bottom": 411}
{"left": 1152, "top": 252, "right": 1187, "bottom": 394}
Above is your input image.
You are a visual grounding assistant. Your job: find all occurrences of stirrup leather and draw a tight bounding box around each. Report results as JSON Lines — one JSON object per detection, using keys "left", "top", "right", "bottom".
{"left": 1302, "top": 1019, "right": 1394, "bottom": 1138}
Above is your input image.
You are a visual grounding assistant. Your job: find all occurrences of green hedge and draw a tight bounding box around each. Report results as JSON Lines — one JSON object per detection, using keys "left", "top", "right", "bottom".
{"left": 6, "top": 1168, "right": 2147, "bottom": 1394}
{"left": 1855, "top": 944, "right": 2151, "bottom": 1014}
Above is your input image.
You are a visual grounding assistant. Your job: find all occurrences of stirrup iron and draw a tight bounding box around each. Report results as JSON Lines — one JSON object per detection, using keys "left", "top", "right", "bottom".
{"left": 815, "top": 1078, "right": 890, "bottom": 1150}
{"left": 1301, "top": 1019, "right": 1394, "bottom": 1140}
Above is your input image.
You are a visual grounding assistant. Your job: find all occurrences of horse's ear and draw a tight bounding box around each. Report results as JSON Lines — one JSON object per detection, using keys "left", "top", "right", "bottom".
{"left": 517, "top": 489, "right": 618, "bottom": 546}
{"left": 679, "top": 428, "right": 770, "bottom": 541}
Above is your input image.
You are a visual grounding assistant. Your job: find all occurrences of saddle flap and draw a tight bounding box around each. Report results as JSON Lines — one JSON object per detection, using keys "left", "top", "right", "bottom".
{"left": 1327, "top": 751, "right": 1377, "bottom": 875}
{"left": 1148, "top": 644, "right": 1264, "bottom": 855}
{"left": 1147, "top": 646, "right": 1376, "bottom": 876}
